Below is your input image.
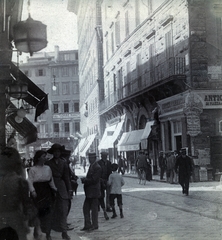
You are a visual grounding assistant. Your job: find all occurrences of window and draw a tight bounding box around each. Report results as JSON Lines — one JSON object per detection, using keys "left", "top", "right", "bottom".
{"left": 62, "top": 67, "right": 69, "bottom": 76}
{"left": 52, "top": 83, "right": 59, "bottom": 95}
{"left": 51, "top": 67, "right": 59, "bottom": 77}
{"left": 54, "top": 123, "right": 59, "bottom": 132}
{"left": 53, "top": 103, "right": 59, "bottom": 113}
{"left": 72, "top": 82, "right": 79, "bottom": 94}
{"left": 125, "top": 11, "right": 129, "bottom": 37}
{"left": 64, "top": 103, "right": 69, "bottom": 113}
{"left": 72, "top": 66, "right": 78, "bottom": 76}
{"left": 62, "top": 82, "right": 70, "bottom": 95}
{"left": 173, "top": 121, "right": 182, "bottom": 134}
{"left": 111, "top": 32, "right": 114, "bottom": 54}
{"left": 74, "top": 122, "right": 80, "bottom": 132}
{"left": 64, "top": 54, "right": 70, "bottom": 61}
{"left": 73, "top": 102, "right": 79, "bottom": 112}
{"left": 115, "top": 20, "right": 120, "bottom": 47}
{"left": 113, "top": 74, "right": 117, "bottom": 92}
{"left": 64, "top": 123, "right": 70, "bottom": 133}
{"left": 36, "top": 68, "right": 46, "bottom": 77}
{"left": 165, "top": 30, "right": 173, "bottom": 59}
{"left": 135, "top": 0, "right": 140, "bottom": 27}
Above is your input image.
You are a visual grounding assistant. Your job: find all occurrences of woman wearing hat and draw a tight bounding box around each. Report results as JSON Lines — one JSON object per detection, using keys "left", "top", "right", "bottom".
{"left": 28, "top": 150, "right": 57, "bottom": 240}
{"left": 46, "top": 144, "right": 72, "bottom": 240}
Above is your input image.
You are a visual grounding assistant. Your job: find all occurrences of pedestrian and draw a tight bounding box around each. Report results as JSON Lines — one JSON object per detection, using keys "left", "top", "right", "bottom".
{"left": 107, "top": 163, "right": 125, "bottom": 219}
{"left": 46, "top": 143, "right": 72, "bottom": 240}
{"left": 166, "top": 151, "right": 176, "bottom": 184}
{"left": 98, "top": 151, "right": 112, "bottom": 220}
{"left": 82, "top": 157, "right": 86, "bottom": 173}
{"left": 159, "top": 151, "right": 166, "bottom": 180}
{"left": 28, "top": 150, "right": 57, "bottom": 240}
{"left": 175, "top": 148, "right": 193, "bottom": 196}
{"left": 136, "top": 151, "right": 151, "bottom": 181}
{"left": 0, "top": 147, "right": 31, "bottom": 240}
{"left": 117, "top": 155, "right": 125, "bottom": 175}
{"left": 81, "top": 152, "right": 102, "bottom": 231}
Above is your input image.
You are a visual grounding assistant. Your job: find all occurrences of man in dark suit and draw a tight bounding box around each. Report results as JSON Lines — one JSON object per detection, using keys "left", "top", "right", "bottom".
{"left": 81, "top": 152, "right": 102, "bottom": 231}
{"left": 175, "top": 148, "right": 193, "bottom": 196}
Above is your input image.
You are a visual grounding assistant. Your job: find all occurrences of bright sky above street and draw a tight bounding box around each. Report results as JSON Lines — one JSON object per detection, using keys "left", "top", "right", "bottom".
{"left": 19, "top": 0, "right": 78, "bottom": 58}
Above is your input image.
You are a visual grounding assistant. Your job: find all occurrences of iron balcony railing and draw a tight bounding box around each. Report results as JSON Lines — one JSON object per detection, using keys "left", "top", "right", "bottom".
{"left": 100, "top": 57, "right": 185, "bottom": 112}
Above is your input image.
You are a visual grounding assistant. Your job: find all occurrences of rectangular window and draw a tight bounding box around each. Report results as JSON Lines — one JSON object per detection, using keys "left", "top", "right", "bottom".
{"left": 62, "top": 82, "right": 70, "bottom": 95}
{"left": 111, "top": 32, "right": 114, "bottom": 54}
{"left": 64, "top": 103, "right": 69, "bottom": 113}
{"left": 135, "top": 0, "right": 140, "bottom": 27}
{"left": 113, "top": 74, "right": 117, "bottom": 92}
{"left": 62, "top": 67, "right": 69, "bottom": 76}
{"left": 36, "top": 69, "right": 46, "bottom": 77}
{"left": 64, "top": 123, "right": 70, "bottom": 133}
{"left": 53, "top": 103, "right": 59, "bottom": 113}
{"left": 52, "top": 83, "right": 59, "bottom": 95}
{"left": 125, "top": 11, "right": 129, "bottom": 37}
{"left": 51, "top": 67, "right": 59, "bottom": 77}
{"left": 64, "top": 53, "right": 70, "bottom": 61}
{"left": 165, "top": 30, "right": 173, "bottom": 59}
{"left": 72, "top": 82, "right": 79, "bottom": 94}
{"left": 74, "top": 102, "right": 79, "bottom": 112}
{"left": 54, "top": 123, "right": 59, "bottom": 132}
{"left": 115, "top": 20, "right": 120, "bottom": 47}
{"left": 106, "top": 39, "right": 109, "bottom": 61}
{"left": 72, "top": 66, "right": 78, "bottom": 76}
{"left": 74, "top": 122, "right": 80, "bottom": 132}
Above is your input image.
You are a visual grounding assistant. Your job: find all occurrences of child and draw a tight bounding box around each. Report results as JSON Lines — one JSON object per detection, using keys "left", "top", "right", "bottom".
{"left": 107, "top": 163, "right": 125, "bottom": 218}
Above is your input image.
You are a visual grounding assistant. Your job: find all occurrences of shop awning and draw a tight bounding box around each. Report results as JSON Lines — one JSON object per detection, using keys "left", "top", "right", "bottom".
{"left": 73, "top": 137, "right": 86, "bottom": 156}
{"left": 117, "top": 129, "right": 144, "bottom": 152}
{"left": 7, "top": 112, "right": 38, "bottom": 145}
{"left": 141, "top": 121, "right": 155, "bottom": 149}
{"left": 98, "top": 124, "right": 117, "bottom": 150}
{"left": 98, "top": 115, "right": 125, "bottom": 150}
{"left": 10, "top": 62, "right": 48, "bottom": 121}
{"left": 79, "top": 134, "right": 97, "bottom": 157}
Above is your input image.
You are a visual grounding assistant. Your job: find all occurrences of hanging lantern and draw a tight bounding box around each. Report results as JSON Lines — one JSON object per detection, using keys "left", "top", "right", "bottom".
{"left": 6, "top": 80, "right": 28, "bottom": 99}
{"left": 13, "top": 16, "right": 47, "bottom": 56}
{"left": 17, "top": 108, "right": 27, "bottom": 118}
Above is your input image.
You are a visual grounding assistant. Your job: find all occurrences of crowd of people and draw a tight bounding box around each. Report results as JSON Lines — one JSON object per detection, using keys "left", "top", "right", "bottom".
{"left": 0, "top": 142, "right": 193, "bottom": 240}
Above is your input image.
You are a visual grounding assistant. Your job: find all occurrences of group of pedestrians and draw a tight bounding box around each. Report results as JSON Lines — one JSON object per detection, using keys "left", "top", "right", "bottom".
{"left": 158, "top": 148, "right": 193, "bottom": 196}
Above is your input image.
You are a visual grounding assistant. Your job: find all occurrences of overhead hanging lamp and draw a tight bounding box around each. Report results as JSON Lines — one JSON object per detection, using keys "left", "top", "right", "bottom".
{"left": 13, "top": 0, "right": 47, "bottom": 56}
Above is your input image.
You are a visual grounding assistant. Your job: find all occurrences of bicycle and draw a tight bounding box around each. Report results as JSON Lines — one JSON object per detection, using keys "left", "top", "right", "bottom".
{"left": 138, "top": 168, "right": 146, "bottom": 185}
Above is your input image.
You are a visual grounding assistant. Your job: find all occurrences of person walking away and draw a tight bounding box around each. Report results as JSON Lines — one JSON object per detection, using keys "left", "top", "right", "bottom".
{"left": 136, "top": 151, "right": 151, "bottom": 181}
{"left": 81, "top": 152, "right": 102, "bottom": 231}
{"left": 0, "top": 147, "right": 31, "bottom": 240}
{"left": 159, "top": 151, "right": 166, "bottom": 180}
{"left": 28, "top": 150, "right": 57, "bottom": 240}
{"left": 175, "top": 148, "right": 193, "bottom": 196}
{"left": 166, "top": 151, "right": 176, "bottom": 184}
{"left": 117, "top": 155, "right": 125, "bottom": 175}
{"left": 107, "top": 163, "right": 125, "bottom": 218}
{"left": 46, "top": 144, "right": 72, "bottom": 240}
{"left": 98, "top": 152, "right": 112, "bottom": 220}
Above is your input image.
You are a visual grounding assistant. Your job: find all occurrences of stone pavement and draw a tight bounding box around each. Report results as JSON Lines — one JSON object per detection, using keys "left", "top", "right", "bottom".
{"left": 27, "top": 165, "right": 222, "bottom": 240}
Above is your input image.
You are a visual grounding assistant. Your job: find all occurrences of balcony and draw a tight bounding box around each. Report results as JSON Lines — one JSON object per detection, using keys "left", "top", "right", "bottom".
{"left": 120, "top": 57, "right": 185, "bottom": 100}
{"left": 100, "top": 57, "right": 185, "bottom": 113}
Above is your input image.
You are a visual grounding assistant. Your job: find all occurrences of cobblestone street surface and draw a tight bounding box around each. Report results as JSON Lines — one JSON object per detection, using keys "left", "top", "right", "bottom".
{"left": 28, "top": 166, "right": 222, "bottom": 240}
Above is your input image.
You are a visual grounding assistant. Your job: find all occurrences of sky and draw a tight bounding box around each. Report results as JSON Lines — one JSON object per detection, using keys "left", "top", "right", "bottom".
{"left": 16, "top": 0, "right": 78, "bottom": 61}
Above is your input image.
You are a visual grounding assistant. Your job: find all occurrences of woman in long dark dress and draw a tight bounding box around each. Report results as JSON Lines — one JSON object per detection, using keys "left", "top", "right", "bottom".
{"left": 28, "top": 150, "right": 57, "bottom": 240}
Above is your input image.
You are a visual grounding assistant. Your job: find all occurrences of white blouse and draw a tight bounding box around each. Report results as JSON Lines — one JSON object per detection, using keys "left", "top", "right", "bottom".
{"left": 28, "top": 165, "right": 57, "bottom": 193}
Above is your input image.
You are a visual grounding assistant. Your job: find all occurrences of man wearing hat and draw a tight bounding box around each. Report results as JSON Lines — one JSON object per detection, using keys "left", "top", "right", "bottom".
{"left": 175, "top": 148, "right": 193, "bottom": 196}
{"left": 46, "top": 143, "right": 72, "bottom": 240}
{"left": 98, "top": 151, "right": 112, "bottom": 218}
{"left": 81, "top": 152, "right": 102, "bottom": 231}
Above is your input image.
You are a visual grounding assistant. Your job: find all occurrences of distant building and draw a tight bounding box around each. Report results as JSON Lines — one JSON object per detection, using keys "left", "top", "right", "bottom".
{"left": 20, "top": 46, "right": 80, "bottom": 152}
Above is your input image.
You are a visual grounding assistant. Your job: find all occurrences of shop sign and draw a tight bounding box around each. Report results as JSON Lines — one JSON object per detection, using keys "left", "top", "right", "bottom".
{"left": 204, "top": 95, "right": 222, "bottom": 106}
{"left": 186, "top": 112, "right": 201, "bottom": 137}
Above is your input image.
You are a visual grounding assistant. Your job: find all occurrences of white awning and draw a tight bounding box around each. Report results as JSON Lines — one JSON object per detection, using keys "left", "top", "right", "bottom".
{"left": 73, "top": 137, "right": 86, "bottom": 155}
{"left": 117, "top": 129, "right": 144, "bottom": 151}
{"left": 98, "top": 115, "right": 125, "bottom": 150}
{"left": 141, "top": 121, "right": 155, "bottom": 149}
{"left": 79, "top": 134, "right": 97, "bottom": 157}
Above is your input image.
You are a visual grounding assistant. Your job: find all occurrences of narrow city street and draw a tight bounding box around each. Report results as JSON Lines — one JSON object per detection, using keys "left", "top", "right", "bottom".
{"left": 28, "top": 167, "right": 222, "bottom": 240}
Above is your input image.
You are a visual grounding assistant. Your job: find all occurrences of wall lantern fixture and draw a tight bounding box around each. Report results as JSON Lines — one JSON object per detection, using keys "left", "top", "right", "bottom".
{"left": 6, "top": 80, "right": 28, "bottom": 100}
{"left": 13, "top": 0, "right": 47, "bottom": 56}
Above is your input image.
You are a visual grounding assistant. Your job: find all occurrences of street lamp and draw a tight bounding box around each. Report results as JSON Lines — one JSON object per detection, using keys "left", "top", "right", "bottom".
{"left": 13, "top": 0, "right": 47, "bottom": 56}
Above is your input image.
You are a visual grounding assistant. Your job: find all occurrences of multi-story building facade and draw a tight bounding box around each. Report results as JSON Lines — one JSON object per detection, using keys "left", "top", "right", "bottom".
{"left": 68, "top": 0, "right": 104, "bottom": 157}
{"left": 20, "top": 46, "right": 80, "bottom": 152}
{"left": 69, "top": 0, "right": 222, "bottom": 180}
